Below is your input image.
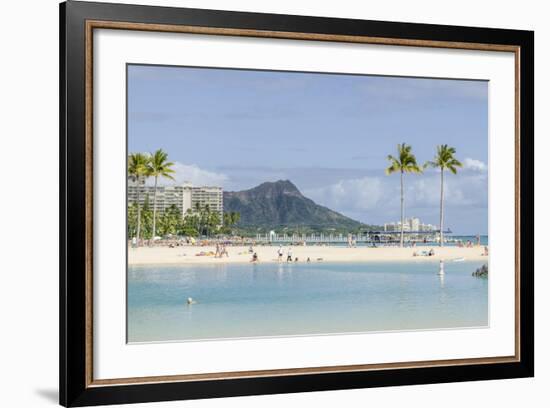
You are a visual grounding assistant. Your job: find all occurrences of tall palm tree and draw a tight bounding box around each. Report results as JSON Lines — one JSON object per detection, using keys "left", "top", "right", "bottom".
{"left": 386, "top": 143, "right": 423, "bottom": 247}
{"left": 229, "top": 211, "right": 240, "bottom": 227}
{"left": 148, "top": 149, "right": 175, "bottom": 242}
{"left": 194, "top": 203, "right": 202, "bottom": 234}
{"left": 128, "top": 153, "right": 151, "bottom": 245}
{"left": 203, "top": 204, "right": 211, "bottom": 236}
{"left": 426, "top": 144, "right": 462, "bottom": 247}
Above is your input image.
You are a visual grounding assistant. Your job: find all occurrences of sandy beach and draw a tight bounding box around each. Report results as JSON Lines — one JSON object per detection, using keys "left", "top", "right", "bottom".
{"left": 128, "top": 244, "right": 488, "bottom": 266}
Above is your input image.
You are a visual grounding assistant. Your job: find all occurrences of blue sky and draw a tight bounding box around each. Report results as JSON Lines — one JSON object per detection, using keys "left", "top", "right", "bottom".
{"left": 128, "top": 64, "right": 488, "bottom": 234}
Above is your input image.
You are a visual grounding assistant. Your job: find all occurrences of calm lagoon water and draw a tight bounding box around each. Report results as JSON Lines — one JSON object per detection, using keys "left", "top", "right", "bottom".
{"left": 128, "top": 260, "right": 488, "bottom": 343}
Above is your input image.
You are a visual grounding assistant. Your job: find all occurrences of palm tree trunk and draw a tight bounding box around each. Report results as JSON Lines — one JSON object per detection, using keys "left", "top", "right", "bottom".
{"left": 152, "top": 176, "right": 158, "bottom": 244}
{"left": 439, "top": 168, "right": 444, "bottom": 247}
{"left": 136, "top": 178, "right": 141, "bottom": 246}
{"left": 400, "top": 170, "right": 404, "bottom": 248}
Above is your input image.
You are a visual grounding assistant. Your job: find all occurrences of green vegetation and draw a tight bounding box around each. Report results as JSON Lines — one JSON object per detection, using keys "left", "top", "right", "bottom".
{"left": 385, "top": 143, "right": 423, "bottom": 247}
{"left": 128, "top": 150, "right": 176, "bottom": 244}
{"left": 222, "top": 212, "right": 241, "bottom": 234}
{"left": 186, "top": 203, "right": 221, "bottom": 237}
{"left": 149, "top": 149, "right": 176, "bottom": 242}
{"left": 128, "top": 152, "right": 150, "bottom": 243}
{"left": 127, "top": 200, "right": 235, "bottom": 240}
{"left": 426, "top": 144, "right": 463, "bottom": 247}
{"left": 128, "top": 143, "right": 463, "bottom": 243}
{"left": 127, "top": 150, "right": 241, "bottom": 244}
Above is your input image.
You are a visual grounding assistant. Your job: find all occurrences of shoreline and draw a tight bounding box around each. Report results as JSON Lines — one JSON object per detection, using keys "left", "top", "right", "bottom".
{"left": 128, "top": 245, "right": 488, "bottom": 267}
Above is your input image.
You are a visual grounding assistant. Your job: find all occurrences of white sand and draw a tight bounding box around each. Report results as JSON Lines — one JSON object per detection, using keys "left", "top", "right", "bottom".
{"left": 128, "top": 244, "right": 488, "bottom": 266}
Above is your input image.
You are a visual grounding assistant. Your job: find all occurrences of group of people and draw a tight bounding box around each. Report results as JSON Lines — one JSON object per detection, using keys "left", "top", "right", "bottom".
{"left": 214, "top": 243, "right": 229, "bottom": 258}
{"left": 277, "top": 246, "right": 293, "bottom": 262}
{"left": 276, "top": 245, "right": 310, "bottom": 263}
{"left": 413, "top": 248, "right": 436, "bottom": 257}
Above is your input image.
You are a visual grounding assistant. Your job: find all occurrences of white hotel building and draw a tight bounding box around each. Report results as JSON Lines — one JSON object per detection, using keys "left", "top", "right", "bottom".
{"left": 384, "top": 217, "right": 436, "bottom": 233}
{"left": 128, "top": 181, "right": 223, "bottom": 222}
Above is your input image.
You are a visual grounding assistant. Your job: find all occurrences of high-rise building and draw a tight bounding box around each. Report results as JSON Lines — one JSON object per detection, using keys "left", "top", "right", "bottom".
{"left": 128, "top": 182, "right": 223, "bottom": 224}
{"left": 409, "top": 217, "right": 420, "bottom": 231}
{"left": 384, "top": 217, "right": 436, "bottom": 232}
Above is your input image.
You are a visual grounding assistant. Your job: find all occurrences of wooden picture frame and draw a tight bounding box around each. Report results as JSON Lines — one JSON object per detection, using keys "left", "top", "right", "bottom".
{"left": 60, "top": 1, "right": 534, "bottom": 406}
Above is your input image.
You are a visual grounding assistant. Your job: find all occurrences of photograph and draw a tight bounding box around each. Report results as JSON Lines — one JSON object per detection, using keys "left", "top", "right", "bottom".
{"left": 126, "top": 64, "right": 490, "bottom": 343}
{"left": 55, "top": 1, "right": 534, "bottom": 405}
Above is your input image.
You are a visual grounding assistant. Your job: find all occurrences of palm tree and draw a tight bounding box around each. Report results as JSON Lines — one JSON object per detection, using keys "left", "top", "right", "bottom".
{"left": 426, "top": 144, "right": 462, "bottom": 247}
{"left": 128, "top": 153, "right": 151, "bottom": 245}
{"left": 386, "top": 143, "right": 423, "bottom": 247}
{"left": 148, "top": 149, "right": 175, "bottom": 242}
{"left": 193, "top": 203, "right": 202, "bottom": 234}
{"left": 229, "top": 211, "right": 240, "bottom": 227}
{"left": 202, "top": 204, "right": 211, "bottom": 236}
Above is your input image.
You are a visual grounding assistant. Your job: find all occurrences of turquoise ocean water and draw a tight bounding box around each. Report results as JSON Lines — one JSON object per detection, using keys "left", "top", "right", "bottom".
{"left": 127, "top": 260, "right": 488, "bottom": 343}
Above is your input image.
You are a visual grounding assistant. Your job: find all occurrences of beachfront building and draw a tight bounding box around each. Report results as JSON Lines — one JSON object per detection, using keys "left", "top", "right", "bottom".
{"left": 410, "top": 217, "right": 420, "bottom": 232}
{"left": 128, "top": 182, "right": 223, "bottom": 224}
{"left": 384, "top": 217, "right": 436, "bottom": 232}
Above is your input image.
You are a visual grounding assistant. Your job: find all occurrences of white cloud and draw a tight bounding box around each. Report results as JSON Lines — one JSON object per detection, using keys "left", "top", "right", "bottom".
{"left": 303, "top": 170, "right": 487, "bottom": 224}
{"left": 463, "top": 158, "right": 487, "bottom": 172}
{"left": 304, "top": 177, "right": 384, "bottom": 212}
{"left": 147, "top": 162, "right": 229, "bottom": 187}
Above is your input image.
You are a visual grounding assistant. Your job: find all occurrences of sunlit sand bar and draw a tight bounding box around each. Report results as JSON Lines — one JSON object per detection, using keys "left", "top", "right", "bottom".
{"left": 128, "top": 245, "right": 487, "bottom": 266}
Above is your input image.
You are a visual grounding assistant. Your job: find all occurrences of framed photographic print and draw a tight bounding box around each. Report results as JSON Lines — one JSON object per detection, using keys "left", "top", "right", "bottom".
{"left": 59, "top": 1, "right": 534, "bottom": 406}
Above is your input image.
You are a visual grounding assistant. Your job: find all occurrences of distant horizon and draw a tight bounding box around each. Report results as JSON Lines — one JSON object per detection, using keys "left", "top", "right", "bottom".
{"left": 128, "top": 64, "right": 488, "bottom": 235}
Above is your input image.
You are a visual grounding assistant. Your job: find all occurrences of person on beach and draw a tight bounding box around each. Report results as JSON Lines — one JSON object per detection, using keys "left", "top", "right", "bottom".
{"left": 428, "top": 248, "right": 435, "bottom": 256}
{"left": 287, "top": 248, "right": 293, "bottom": 262}
{"left": 248, "top": 245, "right": 254, "bottom": 254}
{"left": 220, "top": 244, "right": 229, "bottom": 258}
{"left": 277, "top": 246, "right": 283, "bottom": 262}
{"left": 251, "top": 252, "right": 258, "bottom": 262}
{"left": 215, "top": 243, "right": 221, "bottom": 258}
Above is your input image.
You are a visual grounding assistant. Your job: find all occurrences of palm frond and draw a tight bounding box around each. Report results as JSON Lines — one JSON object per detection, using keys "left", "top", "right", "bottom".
{"left": 385, "top": 143, "right": 422, "bottom": 175}
{"left": 148, "top": 149, "right": 176, "bottom": 181}
{"left": 429, "top": 145, "right": 462, "bottom": 174}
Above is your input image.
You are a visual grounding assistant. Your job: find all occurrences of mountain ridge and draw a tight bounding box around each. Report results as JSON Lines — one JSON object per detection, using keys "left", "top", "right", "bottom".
{"left": 223, "top": 180, "right": 363, "bottom": 229}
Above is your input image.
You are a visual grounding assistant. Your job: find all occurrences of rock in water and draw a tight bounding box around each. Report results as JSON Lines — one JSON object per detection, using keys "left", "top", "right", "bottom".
{"left": 472, "top": 264, "right": 488, "bottom": 278}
